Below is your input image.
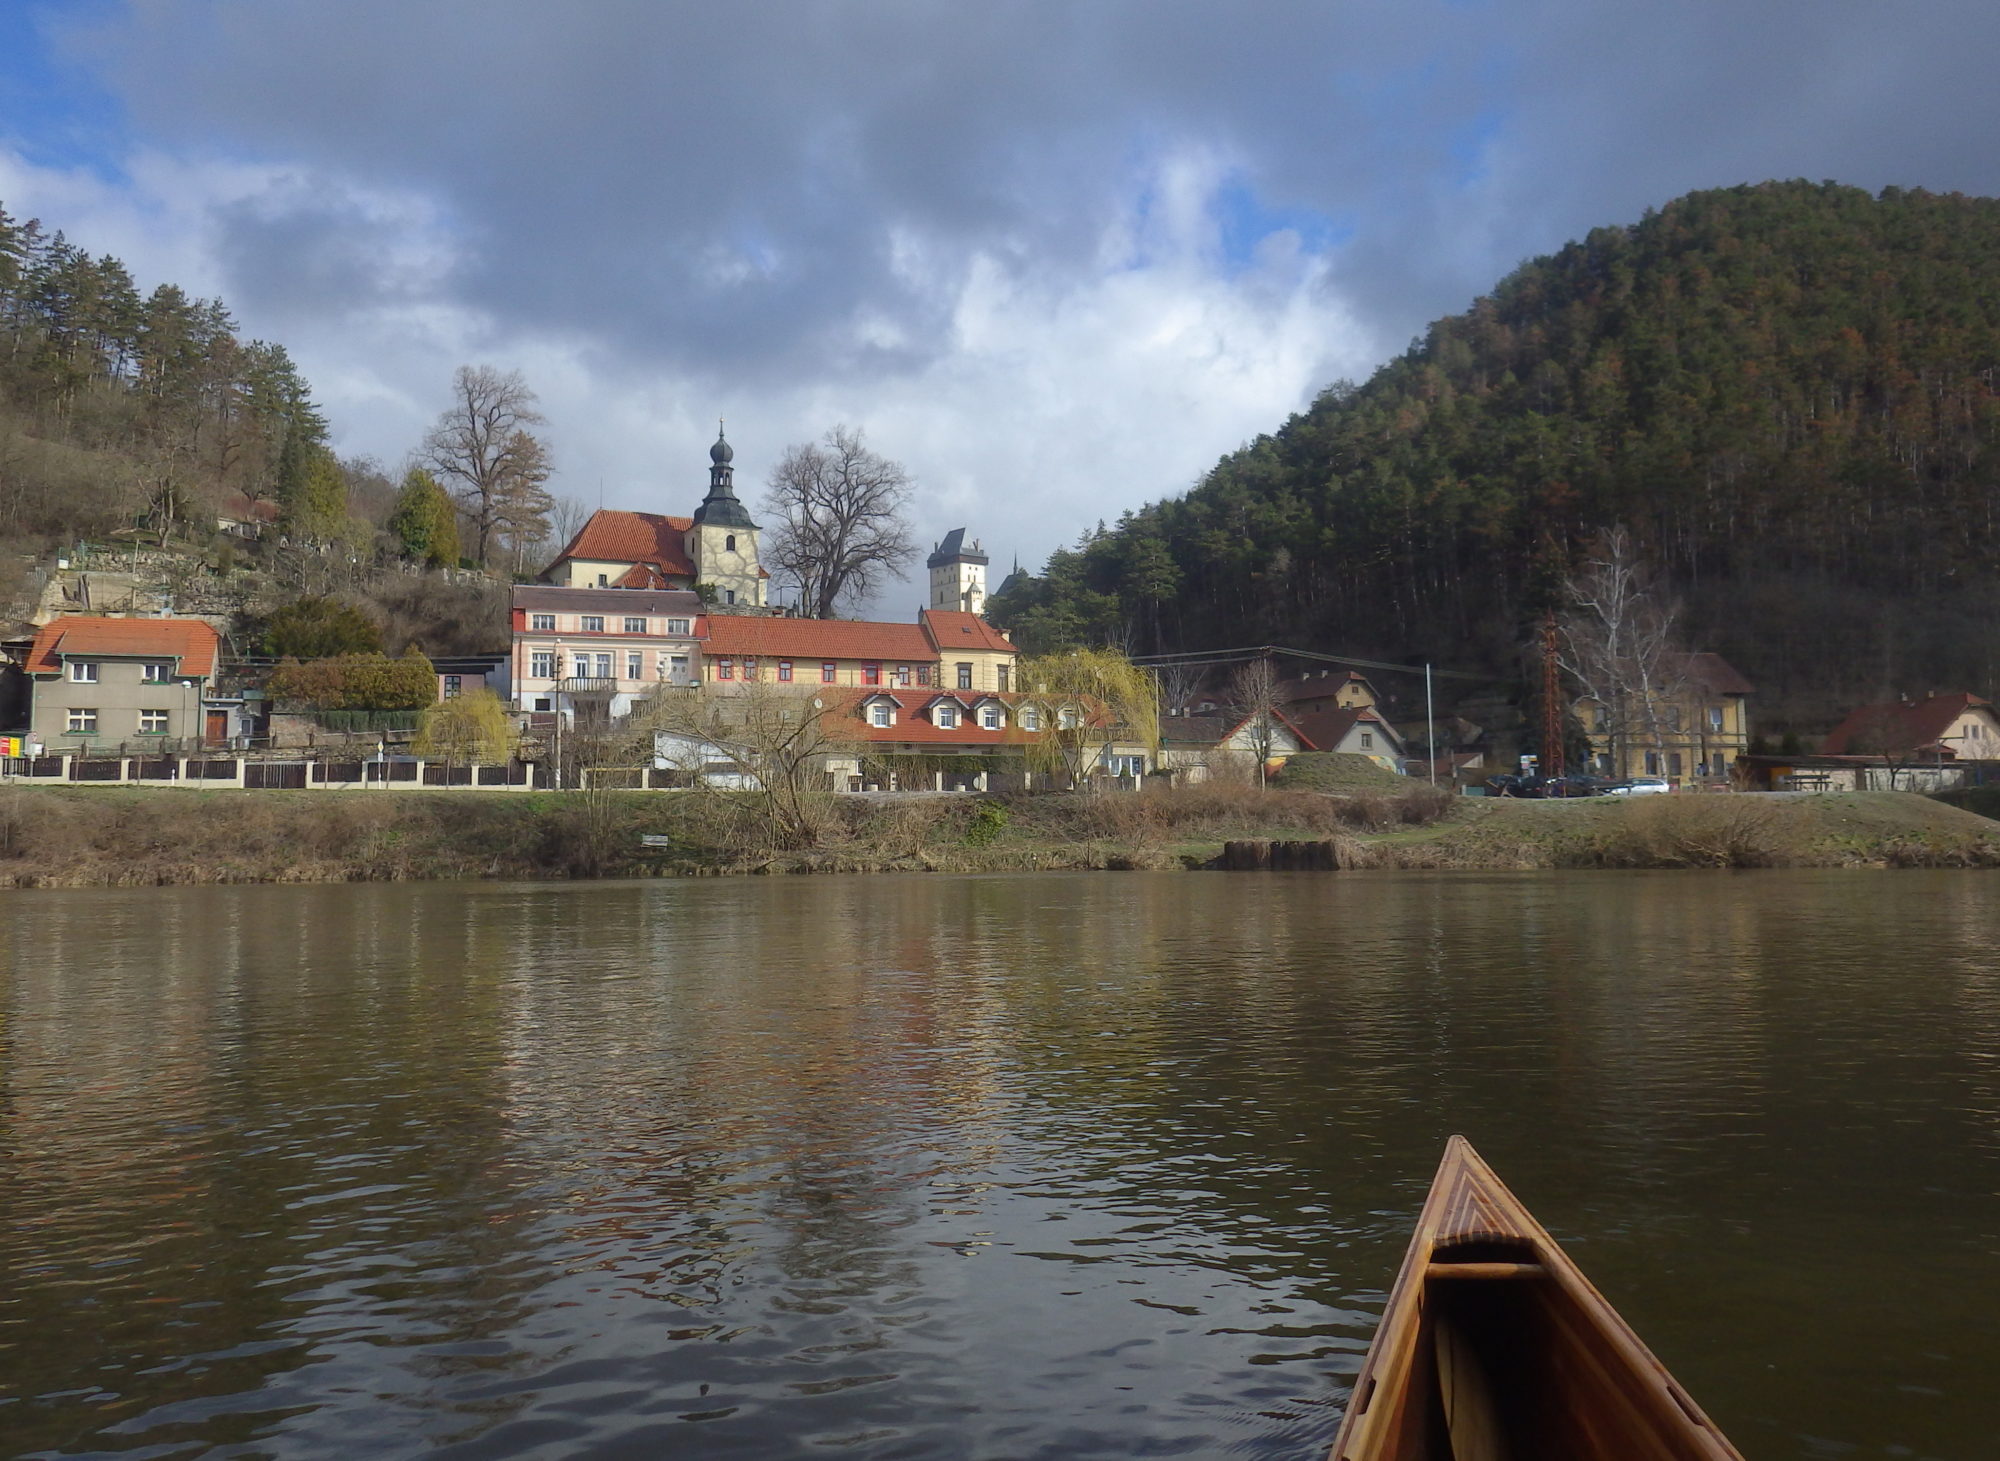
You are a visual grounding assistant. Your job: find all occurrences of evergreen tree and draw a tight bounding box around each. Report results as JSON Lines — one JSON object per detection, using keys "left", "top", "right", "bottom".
{"left": 388, "top": 467, "right": 460, "bottom": 566}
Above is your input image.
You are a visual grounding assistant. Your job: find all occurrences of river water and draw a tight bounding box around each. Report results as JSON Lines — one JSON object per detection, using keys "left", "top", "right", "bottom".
{"left": 2, "top": 871, "right": 1997, "bottom": 1459}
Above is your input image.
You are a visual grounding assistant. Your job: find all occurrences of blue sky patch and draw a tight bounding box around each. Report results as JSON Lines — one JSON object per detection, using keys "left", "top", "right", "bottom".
{"left": 0, "top": 2, "right": 130, "bottom": 182}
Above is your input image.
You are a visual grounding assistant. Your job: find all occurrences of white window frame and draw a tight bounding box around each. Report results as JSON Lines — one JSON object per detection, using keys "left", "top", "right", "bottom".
{"left": 870, "top": 702, "right": 893, "bottom": 727}
{"left": 140, "top": 662, "right": 170, "bottom": 684}
{"left": 624, "top": 616, "right": 647, "bottom": 634}
{"left": 68, "top": 661, "right": 98, "bottom": 683}
{"left": 667, "top": 618, "right": 692, "bottom": 635}
{"left": 980, "top": 706, "right": 1003, "bottom": 730}
{"left": 530, "top": 651, "right": 556, "bottom": 678}
{"left": 67, "top": 707, "right": 98, "bottom": 733}
{"left": 934, "top": 704, "right": 958, "bottom": 729}
{"left": 138, "top": 709, "right": 169, "bottom": 735}
{"left": 1020, "top": 705, "right": 1042, "bottom": 732}
{"left": 626, "top": 652, "right": 643, "bottom": 680}
{"left": 581, "top": 615, "right": 605, "bottom": 633}
{"left": 531, "top": 613, "right": 556, "bottom": 631}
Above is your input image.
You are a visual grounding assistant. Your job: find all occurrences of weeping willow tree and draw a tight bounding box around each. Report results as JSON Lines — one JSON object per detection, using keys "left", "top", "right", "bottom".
{"left": 1018, "top": 647, "right": 1160, "bottom": 788}
{"left": 412, "top": 689, "right": 515, "bottom": 765}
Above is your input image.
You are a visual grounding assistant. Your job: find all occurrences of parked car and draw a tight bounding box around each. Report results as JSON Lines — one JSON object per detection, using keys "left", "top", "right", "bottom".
{"left": 1604, "top": 777, "right": 1672, "bottom": 796}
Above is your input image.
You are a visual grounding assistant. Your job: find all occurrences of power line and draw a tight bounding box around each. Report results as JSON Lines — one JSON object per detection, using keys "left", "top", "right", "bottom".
{"left": 1130, "top": 644, "right": 1492, "bottom": 682}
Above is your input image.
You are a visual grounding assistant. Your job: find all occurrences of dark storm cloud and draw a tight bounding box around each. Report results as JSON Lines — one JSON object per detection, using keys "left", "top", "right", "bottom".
{"left": 58, "top": 0, "right": 2000, "bottom": 378}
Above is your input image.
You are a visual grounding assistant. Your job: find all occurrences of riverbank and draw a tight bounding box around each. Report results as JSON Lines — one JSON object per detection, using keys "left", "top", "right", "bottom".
{"left": 1, "top": 783, "right": 1995, "bottom": 887}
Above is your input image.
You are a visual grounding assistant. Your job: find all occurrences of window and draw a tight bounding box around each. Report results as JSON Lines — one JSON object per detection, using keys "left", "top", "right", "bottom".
{"left": 1645, "top": 751, "right": 1661, "bottom": 775}
{"left": 626, "top": 653, "right": 643, "bottom": 680}
{"left": 138, "top": 709, "right": 169, "bottom": 735}
{"left": 593, "top": 654, "right": 613, "bottom": 678}
{"left": 1360, "top": 731, "right": 1373, "bottom": 748}
{"left": 531, "top": 613, "right": 556, "bottom": 631}
{"left": 956, "top": 662, "right": 973, "bottom": 689}
{"left": 870, "top": 702, "right": 893, "bottom": 727}
{"left": 669, "top": 654, "right": 690, "bottom": 682}
{"left": 68, "top": 661, "right": 98, "bottom": 683}
{"left": 67, "top": 708, "right": 97, "bottom": 734}
{"left": 1668, "top": 752, "right": 1684, "bottom": 777}
{"left": 916, "top": 665, "right": 931, "bottom": 686}
{"left": 443, "top": 674, "right": 462, "bottom": 699}
{"left": 934, "top": 704, "right": 958, "bottom": 729}
{"left": 667, "top": 618, "right": 692, "bottom": 635}
{"left": 725, "top": 534, "right": 736, "bottom": 552}
{"left": 742, "top": 657, "right": 760, "bottom": 681}
{"left": 624, "top": 616, "right": 647, "bottom": 633}
{"left": 980, "top": 705, "right": 1003, "bottom": 730}
{"left": 822, "top": 661, "right": 837, "bottom": 683}
{"left": 1020, "top": 705, "right": 1041, "bottom": 732}
{"left": 1708, "top": 706, "right": 1725, "bottom": 731}
{"left": 141, "top": 663, "right": 170, "bottom": 684}
{"left": 534, "top": 697, "right": 552, "bottom": 712}
{"left": 723, "top": 589, "right": 736, "bottom": 605}
{"left": 1663, "top": 706, "right": 1682, "bottom": 732}
{"left": 1593, "top": 704, "right": 1610, "bottom": 730}
{"left": 531, "top": 651, "right": 555, "bottom": 678}
{"left": 863, "top": 663, "right": 881, "bottom": 686}
{"left": 1059, "top": 705, "right": 1080, "bottom": 730}
{"left": 895, "top": 664, "right": 911, "bottom": 687}
{"left": 996, "top": 665, "right": 1009, "bottom": 693}
{"left": 778, "top": 660, "right": 793, "bottom": 682}
{"left": 717, "top": 658, "right": 735, "bottom": 680}
{"left": 581, "top": 615, "right": 605, "bottom": 633}
{"left": 597, "top": 574, "right": 609, "bottom": 587}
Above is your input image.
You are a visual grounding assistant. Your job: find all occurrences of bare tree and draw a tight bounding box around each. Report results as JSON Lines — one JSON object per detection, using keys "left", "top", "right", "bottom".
{"left": 420, "top": 366, "right": 550, "bottom": 566}
{"left": 629, "top": 683, "right": 859, "bottom": 850}
{"left": 1556, "top": 527, "right": 1687, "bottom": 779}
{"left": 1228, "top": 656, "right": 1285, "bottom": 788}
{"left": 761, "top": 425, "right": 915, "bottom": 618}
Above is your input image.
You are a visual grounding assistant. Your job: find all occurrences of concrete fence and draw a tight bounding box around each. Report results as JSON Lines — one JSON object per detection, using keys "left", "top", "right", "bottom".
{"left": 1, "top": 753, "right": 543, "bottom": 791}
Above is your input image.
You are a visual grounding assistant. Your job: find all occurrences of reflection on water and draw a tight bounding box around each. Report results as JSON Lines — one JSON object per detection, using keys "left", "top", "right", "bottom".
{"left": 3, "top": 871, "right": 1999, "bottom": 1458}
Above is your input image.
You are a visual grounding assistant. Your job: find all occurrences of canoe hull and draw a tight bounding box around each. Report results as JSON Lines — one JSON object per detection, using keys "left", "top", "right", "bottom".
{"left": 1327, "top": 1137, "right": 1745, "bottom": 1461}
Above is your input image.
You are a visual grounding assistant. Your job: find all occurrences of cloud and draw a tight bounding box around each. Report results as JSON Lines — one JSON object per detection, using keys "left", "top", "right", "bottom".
{"left": 10, "top": 0, "right": 2000, "bottom": 601}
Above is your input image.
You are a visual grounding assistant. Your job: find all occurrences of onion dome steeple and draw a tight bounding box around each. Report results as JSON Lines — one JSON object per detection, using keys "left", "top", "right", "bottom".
{"left": 693, "top": 420, "right": 756, "bottom": 529}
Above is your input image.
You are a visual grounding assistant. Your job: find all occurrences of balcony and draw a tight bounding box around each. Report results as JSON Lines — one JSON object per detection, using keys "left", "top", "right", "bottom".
{"left": 558, "top": 676, "right": 617, "bottom": 695}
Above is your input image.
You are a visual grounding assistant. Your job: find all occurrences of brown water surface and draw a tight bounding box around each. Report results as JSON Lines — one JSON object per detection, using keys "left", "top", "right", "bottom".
{"left": 2, "top": 870, "right": 1997, "bottom": 1458}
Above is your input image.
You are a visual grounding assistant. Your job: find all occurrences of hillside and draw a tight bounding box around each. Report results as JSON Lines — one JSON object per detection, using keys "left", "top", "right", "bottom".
{"left": 990, "top": 182, "right": 2000, "bottom": 732}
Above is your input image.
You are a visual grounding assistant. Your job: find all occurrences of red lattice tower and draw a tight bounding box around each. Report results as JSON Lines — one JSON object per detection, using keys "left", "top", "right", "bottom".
{"left": 1541, "top": 609, "right": 1565, "bottom": 780}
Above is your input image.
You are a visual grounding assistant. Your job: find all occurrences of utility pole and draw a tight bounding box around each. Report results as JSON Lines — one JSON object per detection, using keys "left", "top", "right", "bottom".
{"left": 1425, "top": 663, "right": 1436, "bottom": 788}
{"left": 1541, "top": 609, "right": 1566, "bottom": 783}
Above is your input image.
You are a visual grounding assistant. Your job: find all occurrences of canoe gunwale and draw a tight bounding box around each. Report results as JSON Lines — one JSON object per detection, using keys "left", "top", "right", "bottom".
{"left": 1325, "top": 1135, "right": 1746, "bottom": 1461}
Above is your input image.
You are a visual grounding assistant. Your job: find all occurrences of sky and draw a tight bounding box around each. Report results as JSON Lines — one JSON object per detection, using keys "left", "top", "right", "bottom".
{"left": 6, "top": 1, "right": 2000, "bottom": 614}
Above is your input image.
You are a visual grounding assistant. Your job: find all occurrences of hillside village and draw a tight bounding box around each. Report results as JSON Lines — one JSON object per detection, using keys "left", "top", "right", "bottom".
{"left": 6, "top": 417, "right": 1999, "bottom": 801}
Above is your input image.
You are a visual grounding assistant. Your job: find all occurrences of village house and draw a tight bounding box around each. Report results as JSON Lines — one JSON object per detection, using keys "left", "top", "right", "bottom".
{"left": 817, "top": 686, "right": 1147, "bottom": 791}
{"left": 1740, "top": 691, "right": 2000, "bottom": 791}
{"left": 1160, "top": 700, "right": 1406, "bottom": 782}
{"left": 540, "top": 428, "right": 769, "bottom": 608}
{"left": 23, "top": 616, "right": 224, "bottom": 750}
{"left": 699, "top": 609, "right": 1020, "bottom": 695}
{"left": 1575, "top": 651, "right": 1754, "bottom": 783}
{"left": 510, "top": 586, "right": 704, "bottom": 720}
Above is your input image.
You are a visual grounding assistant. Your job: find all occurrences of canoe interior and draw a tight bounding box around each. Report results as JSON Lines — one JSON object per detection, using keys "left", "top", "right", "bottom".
{"left": 1330, "top": 1139, "right": 1743, "bottom": 1461}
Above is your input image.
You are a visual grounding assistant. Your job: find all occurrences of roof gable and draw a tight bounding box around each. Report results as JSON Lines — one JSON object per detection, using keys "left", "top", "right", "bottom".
{"left": 1820, "top": 693, "right": 1993, "bottom": 755}
{"left": 919, "top": 609, "right": 1013, "bottom": 654}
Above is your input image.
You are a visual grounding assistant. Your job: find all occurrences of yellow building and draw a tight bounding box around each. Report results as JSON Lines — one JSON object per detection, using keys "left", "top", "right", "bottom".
{"left": 1576, "top": 651, "right": 1753, "bottom": 783}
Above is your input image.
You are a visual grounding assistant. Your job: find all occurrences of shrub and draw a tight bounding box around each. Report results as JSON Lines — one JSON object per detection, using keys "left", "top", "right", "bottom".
{"left": 268, "top": 649, "right": 437, "bottom": 710}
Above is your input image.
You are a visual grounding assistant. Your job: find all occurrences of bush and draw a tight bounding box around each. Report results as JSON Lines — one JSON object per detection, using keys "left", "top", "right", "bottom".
{"left": 264, "top": 596, "right": 383, "bottom": 658}
{"left": 268, "top": 649, "right": 437, "bottom": 710}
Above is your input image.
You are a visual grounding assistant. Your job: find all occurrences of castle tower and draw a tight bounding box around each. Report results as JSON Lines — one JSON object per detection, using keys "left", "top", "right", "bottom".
{"left": 927, "top": 528, "right": 989, "bottom": 614}
{"left": 687, "top": 424, "right": 766, "bottom": 608}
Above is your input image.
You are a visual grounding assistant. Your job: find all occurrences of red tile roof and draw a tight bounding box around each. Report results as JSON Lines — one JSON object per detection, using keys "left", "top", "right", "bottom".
{"left": 1289, "top": 705, "right": 1401, "bottom": 753}
{"left": 702, "top": 615, "right": 938, "bottom": 662}
{"left": 550, "top": 509, "right": 697, "bottom": 578}
{"left": 27, "top": 616, "right": 222, "bottom": 678}
{"left": 919, "top": 608, "right": 1014, "bottom": 653}
{"left": 1677, "top": 651, "right": 1755, "bottom": 697}
{"left": 1820, "top": 693, "right": 1993, "bottom": 756}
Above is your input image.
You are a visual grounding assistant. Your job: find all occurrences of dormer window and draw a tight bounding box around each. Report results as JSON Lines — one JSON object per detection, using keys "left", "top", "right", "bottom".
{"left": 870, "top": 701, "right": 894, "bottom": 727}
{"left": 980, "top": 704, "right": 1003, "bottom": 730}
{"left": 934, "top": 703, "right": 959, "bottom": 729}
{"left": 1059, "top": 705, "right": 1080, "bottom": 730}
{"left": 1020, "top": 705, "right": 1042, "bottom": 732}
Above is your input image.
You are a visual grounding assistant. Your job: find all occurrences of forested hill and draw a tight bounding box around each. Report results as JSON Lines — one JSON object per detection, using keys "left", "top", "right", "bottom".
{"left": 990, "top": 181, "right": 2000, "bottom": 730}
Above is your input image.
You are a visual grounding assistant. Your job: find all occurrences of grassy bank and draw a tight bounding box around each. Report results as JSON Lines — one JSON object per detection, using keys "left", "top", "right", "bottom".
{"left": 1, "top": 783, "right": 1994, "bottom": 889}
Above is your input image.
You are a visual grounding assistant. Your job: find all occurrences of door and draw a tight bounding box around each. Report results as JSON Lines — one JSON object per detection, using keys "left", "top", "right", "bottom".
{"left": 205, "top": 710, "right": 227, "bottom": 747}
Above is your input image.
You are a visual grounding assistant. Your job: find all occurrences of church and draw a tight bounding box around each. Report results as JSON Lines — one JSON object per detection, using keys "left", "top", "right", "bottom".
{"left": 541, "top": 427, "right": 770, "bottom": 608}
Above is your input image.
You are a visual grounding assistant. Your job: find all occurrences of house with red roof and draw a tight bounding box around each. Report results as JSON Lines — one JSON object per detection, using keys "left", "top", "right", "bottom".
{"left": 509, "top": 586, "right": 705, "bottom": 719}
{"left": 812, "top": 687, "right": 1145, "bottom": 790}
{"left": 1159, "top": 700, "right": 1405, "bottom": 783}
{"left": 541, "top": 428, "right": 769, "bottom": 608}
{"left": 25, "top": 616, "right": 224, "bottom": 749}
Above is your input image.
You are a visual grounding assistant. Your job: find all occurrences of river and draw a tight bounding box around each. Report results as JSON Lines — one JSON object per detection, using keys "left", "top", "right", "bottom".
{"left": 2, "top": 870, "right": 1997, "bottom": 1459}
